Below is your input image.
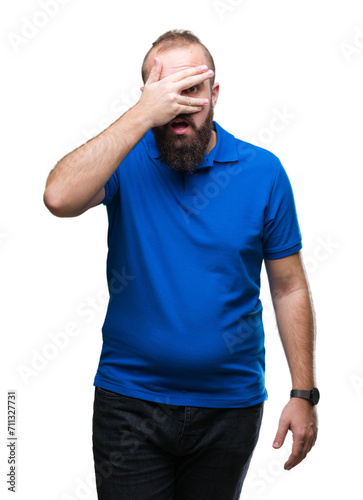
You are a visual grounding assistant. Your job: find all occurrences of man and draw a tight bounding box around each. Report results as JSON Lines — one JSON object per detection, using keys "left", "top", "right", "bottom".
{"left": 44, "top": 30, "right": 318, "bottom": 500}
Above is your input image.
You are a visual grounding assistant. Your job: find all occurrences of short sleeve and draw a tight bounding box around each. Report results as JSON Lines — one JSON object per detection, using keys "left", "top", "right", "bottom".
{"left": 262, "top": 161, "right": 302, "bottom": 260}
{"left": 102, "top": 167, "right": 120, "bottom": 206}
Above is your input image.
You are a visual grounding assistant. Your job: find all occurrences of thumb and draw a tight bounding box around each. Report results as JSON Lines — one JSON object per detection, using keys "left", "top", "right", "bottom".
{"left": 273, "top": 418, "right": 289, "bottom": 449}
{"left": 146, "top": 57, "right": 162, "bottom": 84}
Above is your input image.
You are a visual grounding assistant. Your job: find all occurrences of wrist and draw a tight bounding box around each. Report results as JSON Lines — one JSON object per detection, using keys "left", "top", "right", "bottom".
{"left": 290, "top": 388, "right": 320, "bottom": 406}
{"left": 132, "top": 101, "right": 155, "bottom": 130}
{"left": 117, "top": 103, "right": 153, "bottom": 138}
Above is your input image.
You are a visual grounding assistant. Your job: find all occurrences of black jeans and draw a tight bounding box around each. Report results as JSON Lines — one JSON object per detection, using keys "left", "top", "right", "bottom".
{"left": 92, "top": 387, "right": 263, "bottom": 500}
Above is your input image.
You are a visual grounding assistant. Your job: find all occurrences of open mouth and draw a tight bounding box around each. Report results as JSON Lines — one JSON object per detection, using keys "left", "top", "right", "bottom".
{"left": 171, "top": 119, "right": 190, "bottom": 135}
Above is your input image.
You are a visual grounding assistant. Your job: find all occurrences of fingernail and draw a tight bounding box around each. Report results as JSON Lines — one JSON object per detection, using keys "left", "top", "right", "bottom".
{"left": 273, "top": 442, "right": 280, "bottom": 447}
{"left": 200, "top": 65, "right": 208, "bottom": 71}
{"left": 204, "top": 99, "right": 209, "bottom": 105}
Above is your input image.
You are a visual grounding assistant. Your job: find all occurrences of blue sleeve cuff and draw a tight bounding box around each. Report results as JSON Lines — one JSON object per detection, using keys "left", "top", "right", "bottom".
{"left": 263, "top": 241, "right": 302, "bottom": 260}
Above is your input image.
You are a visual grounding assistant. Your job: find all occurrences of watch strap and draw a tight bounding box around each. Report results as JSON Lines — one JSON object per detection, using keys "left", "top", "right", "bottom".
{"left": 290, "top": 389, "right": 311, "bottom": 400}
{"left": 290, "top": 388, "right": 319, "bottom": 405}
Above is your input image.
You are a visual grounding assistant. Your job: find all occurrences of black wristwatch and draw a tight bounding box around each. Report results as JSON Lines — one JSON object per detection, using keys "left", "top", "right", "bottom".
{"left": 290, "top": 388, "right": 320, "bottom": 406}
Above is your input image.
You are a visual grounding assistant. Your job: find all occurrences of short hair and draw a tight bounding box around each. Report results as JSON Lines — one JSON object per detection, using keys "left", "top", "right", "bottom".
{"left": 141, "top": 29, "right": 215, "bottom": 87}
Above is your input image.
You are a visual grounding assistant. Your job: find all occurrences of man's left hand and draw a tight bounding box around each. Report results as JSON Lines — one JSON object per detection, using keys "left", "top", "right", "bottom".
{"left": 273, "top": 398, "right": 318, "bottom": 470}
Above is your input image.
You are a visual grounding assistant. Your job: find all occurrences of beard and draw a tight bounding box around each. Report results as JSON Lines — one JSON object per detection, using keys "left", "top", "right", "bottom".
{"left": 152, "top": 105, "right": 214, "bottom": 175}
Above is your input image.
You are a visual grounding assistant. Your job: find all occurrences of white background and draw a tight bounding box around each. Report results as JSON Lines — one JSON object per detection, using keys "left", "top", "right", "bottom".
{"left": 1, "top": 0, "right": 362, "bottom": 498}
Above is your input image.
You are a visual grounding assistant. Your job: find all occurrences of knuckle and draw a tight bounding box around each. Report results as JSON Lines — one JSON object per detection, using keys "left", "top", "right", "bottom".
{"left": 295, "top": 435, "right": 306, "bottom": 445}
{"left": 182, "top": 69, "right": 191, "bottom": 79}
{"left": 186, "top": 76, "right": 195, "bottom": 87}
{"left": 296, "top": 429, "right": 307, "bottom": 440}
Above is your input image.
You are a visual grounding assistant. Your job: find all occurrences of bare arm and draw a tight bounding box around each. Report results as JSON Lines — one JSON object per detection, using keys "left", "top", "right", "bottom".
{"left": 265, "top": 252, "right": 318, "bottom": 470}
{"left": 43, "top": 59, "right": 214, "bottom": 217}
{"left": 43, "top": 107, "right": 149, "bottom": 217}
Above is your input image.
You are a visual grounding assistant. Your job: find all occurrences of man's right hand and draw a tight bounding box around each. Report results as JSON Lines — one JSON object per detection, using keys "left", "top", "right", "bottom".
{"left": 137, "top": 58, "right": 214, "bottom": 129}
{"left": 44, "top": 58, "right": 214, "bottom": 217}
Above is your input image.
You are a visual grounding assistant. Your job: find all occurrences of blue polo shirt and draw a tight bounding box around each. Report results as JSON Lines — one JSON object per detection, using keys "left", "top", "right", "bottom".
{"left": 94, "top": 121, "right": 302, "bottom": 408}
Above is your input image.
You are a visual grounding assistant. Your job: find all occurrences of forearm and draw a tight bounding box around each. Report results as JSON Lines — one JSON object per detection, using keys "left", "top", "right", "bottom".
{"left": 272, "top": 285, "right": 316, "bottom": 389}
{"left": 266, "top": 248, "right": 318, "bottom": 469}
{"left": 43, "top": 105, "right": 150, "bottom": 217}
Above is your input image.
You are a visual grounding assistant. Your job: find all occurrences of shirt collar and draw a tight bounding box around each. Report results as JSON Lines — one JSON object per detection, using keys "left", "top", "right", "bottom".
{"left": 145, "top": 121, "right": 238, "bottom": 170}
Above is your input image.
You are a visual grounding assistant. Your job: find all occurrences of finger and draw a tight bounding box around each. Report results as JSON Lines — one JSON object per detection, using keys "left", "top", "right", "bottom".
{"left": 177, "top": 104, "right": 203, "bottom": 115}
{"left": 273, "top": 419, "right": 289, "bottom": 449}
{"left": 306, "top": 435, "right": 315, "bottom": 454}
{"left": 175, "top": 70, "right": 214, "bottom": 92}
{"left": 167, "top": 64, "right": 210, "bottom": 83}
{"left": 146, "top": 57, "right": 162, "bottom": 84}
{"left": 284, "top": 436, "right": 308, "bottom": 470}
{"left": 178, "top": 95, "right": 209, "bottom": 108}
{"left": 306, "top": 428, "right": 318, "bottom": 454}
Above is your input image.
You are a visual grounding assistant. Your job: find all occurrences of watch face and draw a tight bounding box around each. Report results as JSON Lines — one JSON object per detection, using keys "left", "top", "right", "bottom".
{"left": 311, "top": 388, "right": 320, "bottom": 405}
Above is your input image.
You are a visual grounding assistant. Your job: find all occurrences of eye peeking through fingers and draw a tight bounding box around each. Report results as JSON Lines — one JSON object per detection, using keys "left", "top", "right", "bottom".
{"left": 184, "top": 86, "right": 199, "bottom": 94}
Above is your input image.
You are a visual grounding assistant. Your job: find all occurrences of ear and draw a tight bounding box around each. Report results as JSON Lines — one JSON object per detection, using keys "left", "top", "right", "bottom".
{"left": 211, "top": 82, "right": 220, "bottom": 108}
